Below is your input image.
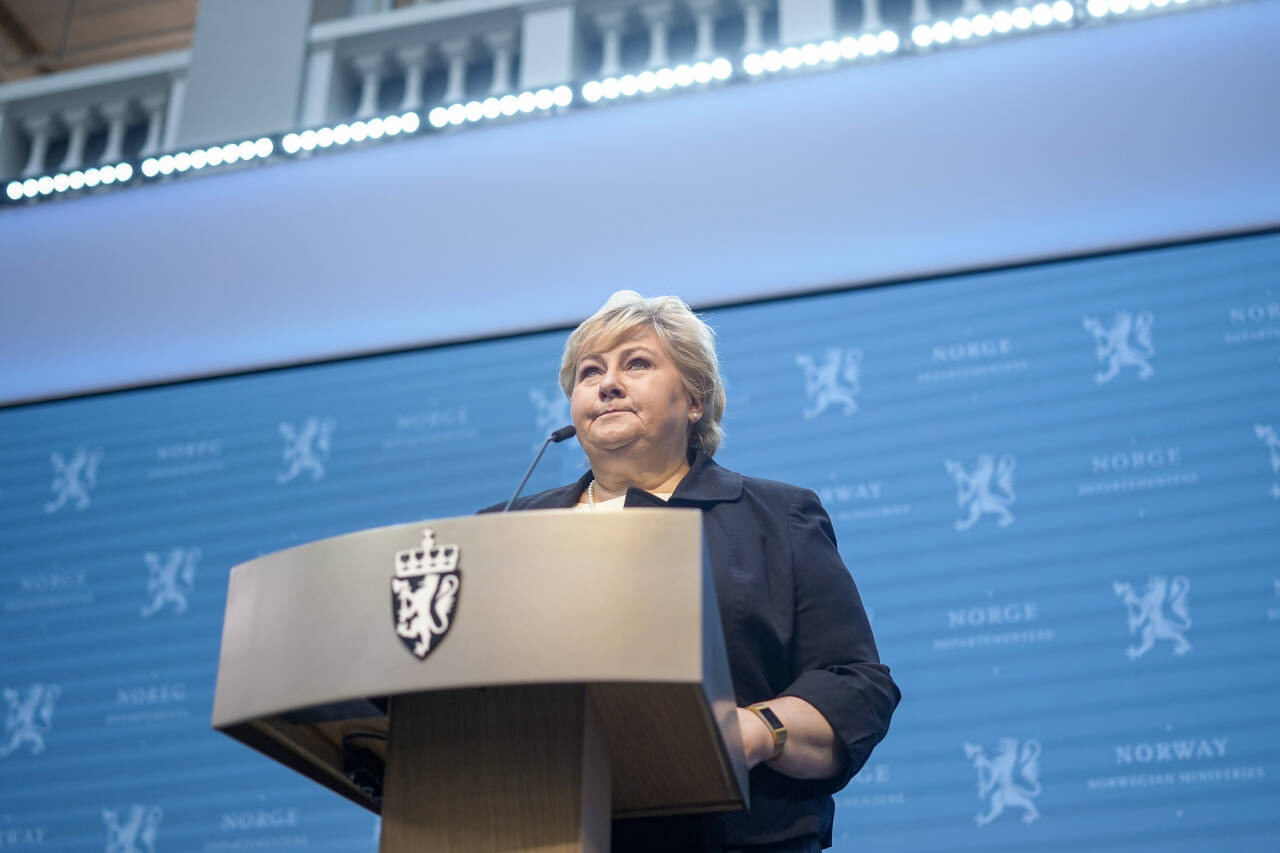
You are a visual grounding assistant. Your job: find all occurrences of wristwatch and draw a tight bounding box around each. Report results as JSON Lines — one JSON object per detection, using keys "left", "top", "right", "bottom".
{"left": 747, "top": 702, "right": 787, "bottom": 761}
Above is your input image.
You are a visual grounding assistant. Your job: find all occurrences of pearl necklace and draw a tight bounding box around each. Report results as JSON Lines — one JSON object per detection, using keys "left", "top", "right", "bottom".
{"left": 586, "top": 479, "right": 597, "bottom": 509}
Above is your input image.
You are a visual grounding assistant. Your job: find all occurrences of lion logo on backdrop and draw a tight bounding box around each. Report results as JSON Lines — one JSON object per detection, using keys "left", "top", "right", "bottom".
{"left": 529, "top": 388, "right": 570, "bottom": 449}
{"left": 276, "top": 417, "right": 336, "bottom": 484}
{"left": 945, "top": 454, "right": 1016, "bottom": 532}
{"left": 1257, "top": 424, "right": 1280, "bottom": 472}
{"left": 796, "top": 348, "right": 862, "bottom": 419}
{"left": 0, "top": 684, "right": 60, "bottom": 758}
{"left": 392, "top": 529, "right": 461, "bottom": 660}
{"left": 140, "top": 547, "right": 200, "bottom": 618}
{"left": 102, "top": 806, "right": 162, "bottom": 853}
{"left": 1113, "top": 575, "right": 1191, "bottom": 659}
{"left": 44, "top": 447, "right": 103, "bottom": 514}
{"left": 1256, "top": 424, "right": 1280, "bottom": 500}
{"left": 964, "top": 738, "right": 1042, "bottom": 827}
{"left": 1082, "top": 311, "right": 1155, "bottom": 384}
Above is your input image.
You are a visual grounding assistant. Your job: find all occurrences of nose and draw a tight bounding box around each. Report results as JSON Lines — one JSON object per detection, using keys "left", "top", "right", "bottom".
{"left": 598, "top": 366, "right": 625, "bottom": 398}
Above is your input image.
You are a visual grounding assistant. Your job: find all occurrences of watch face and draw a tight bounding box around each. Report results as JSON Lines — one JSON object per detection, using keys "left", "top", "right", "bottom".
{"left": 755, "top": 705, "right": 784, "bottom": 732}
{"left": 751, "top": 705, "right": 787, "bottom": 759}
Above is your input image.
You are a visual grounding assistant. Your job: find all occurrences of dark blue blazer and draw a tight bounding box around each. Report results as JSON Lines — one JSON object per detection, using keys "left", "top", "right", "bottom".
{"left": 484, "top": 451, "right": 900, "bottom": 850}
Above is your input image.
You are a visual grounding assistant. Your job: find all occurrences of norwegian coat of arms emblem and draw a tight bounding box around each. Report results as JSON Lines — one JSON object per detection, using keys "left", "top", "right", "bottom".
{"left": 391, "top": 529, "right": 461, "bottom": 660}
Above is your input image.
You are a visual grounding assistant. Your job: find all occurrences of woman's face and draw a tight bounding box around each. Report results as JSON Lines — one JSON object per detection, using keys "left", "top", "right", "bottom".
{"left": 570, "top": 327, "right": 702, "bottom": 463}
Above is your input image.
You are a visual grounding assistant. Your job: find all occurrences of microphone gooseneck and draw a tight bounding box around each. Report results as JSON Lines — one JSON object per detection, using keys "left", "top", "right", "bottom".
{"left": 503, "top": 425, "right": 576, "bottom": 512}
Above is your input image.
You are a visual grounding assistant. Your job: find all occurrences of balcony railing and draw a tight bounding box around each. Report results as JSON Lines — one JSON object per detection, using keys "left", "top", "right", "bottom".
{"left": 0, "top": 0, "right": 1236, "bottom": 200}
{"left": 0, "top": 50, "right": 188, "bottom": 182}
{"left": 300, "top": 0, "right": 783, "bottom": 128}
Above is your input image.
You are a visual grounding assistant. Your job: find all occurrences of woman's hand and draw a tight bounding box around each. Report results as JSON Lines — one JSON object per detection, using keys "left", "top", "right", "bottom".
{"left": 736, "top": 696, "right": 846, "bottom": 779}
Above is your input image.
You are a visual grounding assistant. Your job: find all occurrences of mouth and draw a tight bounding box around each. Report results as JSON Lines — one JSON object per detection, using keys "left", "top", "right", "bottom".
{"left": 597, "top": 409, "right": 633, "bottom": 418}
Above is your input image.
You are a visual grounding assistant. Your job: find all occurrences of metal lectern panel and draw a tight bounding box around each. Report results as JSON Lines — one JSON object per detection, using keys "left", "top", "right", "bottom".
{"left": 212, "top": 509, "right": 747, "bottom": 815}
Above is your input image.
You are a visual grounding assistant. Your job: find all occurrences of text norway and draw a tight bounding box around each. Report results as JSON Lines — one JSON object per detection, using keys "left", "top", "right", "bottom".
{"left": 1116, "top": 738, "right": 1226, "bottom": 764}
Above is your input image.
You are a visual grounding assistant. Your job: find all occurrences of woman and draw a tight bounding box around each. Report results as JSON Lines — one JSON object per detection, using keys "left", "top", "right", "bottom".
{"left": 501, "top": 291, "right": 899, "bottom": 852}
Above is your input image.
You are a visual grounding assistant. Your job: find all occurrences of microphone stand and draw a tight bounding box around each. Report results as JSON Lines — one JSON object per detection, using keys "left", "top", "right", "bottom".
{"left": 503, "top": 425, "right": 576, "bottom": 512}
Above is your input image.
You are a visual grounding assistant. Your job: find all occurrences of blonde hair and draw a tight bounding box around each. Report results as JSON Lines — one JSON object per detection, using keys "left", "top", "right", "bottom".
{"left": 559, "top": 291, "right": 726, "bottom": 455}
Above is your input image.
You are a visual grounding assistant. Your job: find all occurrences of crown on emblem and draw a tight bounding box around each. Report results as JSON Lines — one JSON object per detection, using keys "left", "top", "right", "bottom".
{"left": 395, "top": 528, "right": 459, "bottom": 577}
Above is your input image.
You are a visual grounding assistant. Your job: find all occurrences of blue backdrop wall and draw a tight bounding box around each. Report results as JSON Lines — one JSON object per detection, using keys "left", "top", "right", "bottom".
{"left": 2, "top": 230, "right": 1278, "bottom": 851}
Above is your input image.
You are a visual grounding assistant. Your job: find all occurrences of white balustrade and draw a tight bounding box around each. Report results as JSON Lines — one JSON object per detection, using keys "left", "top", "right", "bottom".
{"left": 440, "top": 38, "right": 473, "bottom": 104}
{"left": 585, "top": 0, "right": 777, "bottom": 79}
{"left": 0, "top": 50, "right": 185, "bottom": 179}
{"left": 57, "top": 107, "right": 93, "bottom": 171}
{"left": 594, "top": 10, "right": 628, "bottom": 78}
{"left": 689, "top": 0, "right": 720, "bottom": 60}
{"left": 641, "top": 3, "right": 675, "bottom": 68}
{"left": 99, "top": 100, "right": 131, "bottom": 163}
{"left": 862, "top": 0, "right": 884, "bottom": 31}
{"left": 19, "top": 114, "right": 54, "bottom": 178}
{"left": 397, "top": 45, "right": 431, "bottom": 110}
{"left": 485, "top": 30, "right": 517, "bottom": 95}
{"left": 352, "top": 52, "right": 387, "bottom": 119}
{"left": 0, "top": 0, "right": 801, "bottom": 180}
{"left": 138, "top": 92, "right": 167, "bottom": 157}
{"left": 0, "top": 0, "right": 1119, "bottom": 183}
{"left": 303, "top": 0, "right": 584, "bottom": 125}
{"left": 293, "top": 0, "right": 786, "bottom": 125}
{"left": 740, "top": 0, "right": 768, "bottom": 52}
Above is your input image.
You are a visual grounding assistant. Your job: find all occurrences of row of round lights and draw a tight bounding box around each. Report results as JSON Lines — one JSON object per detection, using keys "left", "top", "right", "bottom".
{"left": 282, "top": 112, "right": 420, "bottom": 154}
{"left": 581, "top": 59, "right": 734, "bottom": 102}
{"left": 427, "top": 86, "right": 573, "bottom": 128}
{"left": 1086, "top": 0, "right": 1194, "bottom": 17}
{"left": 743, "top": 31, "right": 901, "bottom": 76}
{"left": 140, "top": 137, "right": 273, "bottom": 178}
{"left": 5, "top": 162, "right": 135, "bottom": 200}
{"left": 912, "top": 2, "right": 1074, "bottom": 47}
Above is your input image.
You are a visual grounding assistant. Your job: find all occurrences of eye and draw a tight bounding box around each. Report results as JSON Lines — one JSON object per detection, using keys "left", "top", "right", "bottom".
{"left": 578, "top": 364, "right": 602, "bottom": 379}
{"left": 628, "top": 357, "right": 652, "bottom": 370}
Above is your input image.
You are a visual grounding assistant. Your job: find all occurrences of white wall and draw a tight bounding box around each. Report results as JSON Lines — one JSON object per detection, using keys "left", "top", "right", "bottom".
{"left": 2, "top": 1, "right": 1277, "bottom": 406}
{"left": 177, "top": 0, "right": 314, "bottom": 148}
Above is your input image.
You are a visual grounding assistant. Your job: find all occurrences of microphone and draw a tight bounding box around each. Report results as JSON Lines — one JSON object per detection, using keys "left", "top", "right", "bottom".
{"left": 503, "top": 425, "right": 577, "bottom": 512}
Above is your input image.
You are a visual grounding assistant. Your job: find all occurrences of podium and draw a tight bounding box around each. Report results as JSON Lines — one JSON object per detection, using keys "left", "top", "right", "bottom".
{"left": 212, "top": 509, "right": 748, "bottom": 852}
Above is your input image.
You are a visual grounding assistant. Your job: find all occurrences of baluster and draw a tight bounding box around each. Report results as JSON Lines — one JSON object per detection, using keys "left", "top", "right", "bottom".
{"left": 58, "top": 108, "right": 92, "bottom": 172}
{"left": 594, "top": 10, "right": 628, "bottom": 78}
{"left": 739, "top": 0, "right": 767, "bottom": 53}
{"left": 484, "top": 31, "right": 516, "bottom": 95}
{"left": 98, "top": 100, "right": 131, "bottom": 164}
{"left": 397, "top": 45, "right": 430, "bottom": 111}
{"left": 440, "top": 38, "right": 472, "bottom": 104}
{"left": 641, "top": 3, "right": 674, "bottom": 69}
{"left": 352, "top": 52, "right": 386, "bottom": 119}
{"left": 862, "top": 0, "right": 884, "bottom": 31}
{"left": 689, "top": 0, "right": 719, "bottom": 60}
{"left": 139, "top": 93, "right": 166, "bottom": 157}
{"left": 20, "top": 115, "right": 54, "bottom": 178}
{"left": 911, "top": 0, "right": 933, "bottom": 24}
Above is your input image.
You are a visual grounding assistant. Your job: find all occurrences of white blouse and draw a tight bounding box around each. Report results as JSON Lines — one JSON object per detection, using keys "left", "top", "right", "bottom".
{"left": 573, "top": 491, "right": 673, "bottom": 511}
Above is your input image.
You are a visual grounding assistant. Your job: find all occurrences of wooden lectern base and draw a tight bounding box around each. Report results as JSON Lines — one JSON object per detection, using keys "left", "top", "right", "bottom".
{"left": 381, "top": 685, "right": 611, "bottom": 853}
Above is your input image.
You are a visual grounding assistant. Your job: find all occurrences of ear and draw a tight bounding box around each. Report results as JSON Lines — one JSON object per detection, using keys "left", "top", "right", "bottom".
{"left": 688, "top": 394, "right": 704, "bottom": 422}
